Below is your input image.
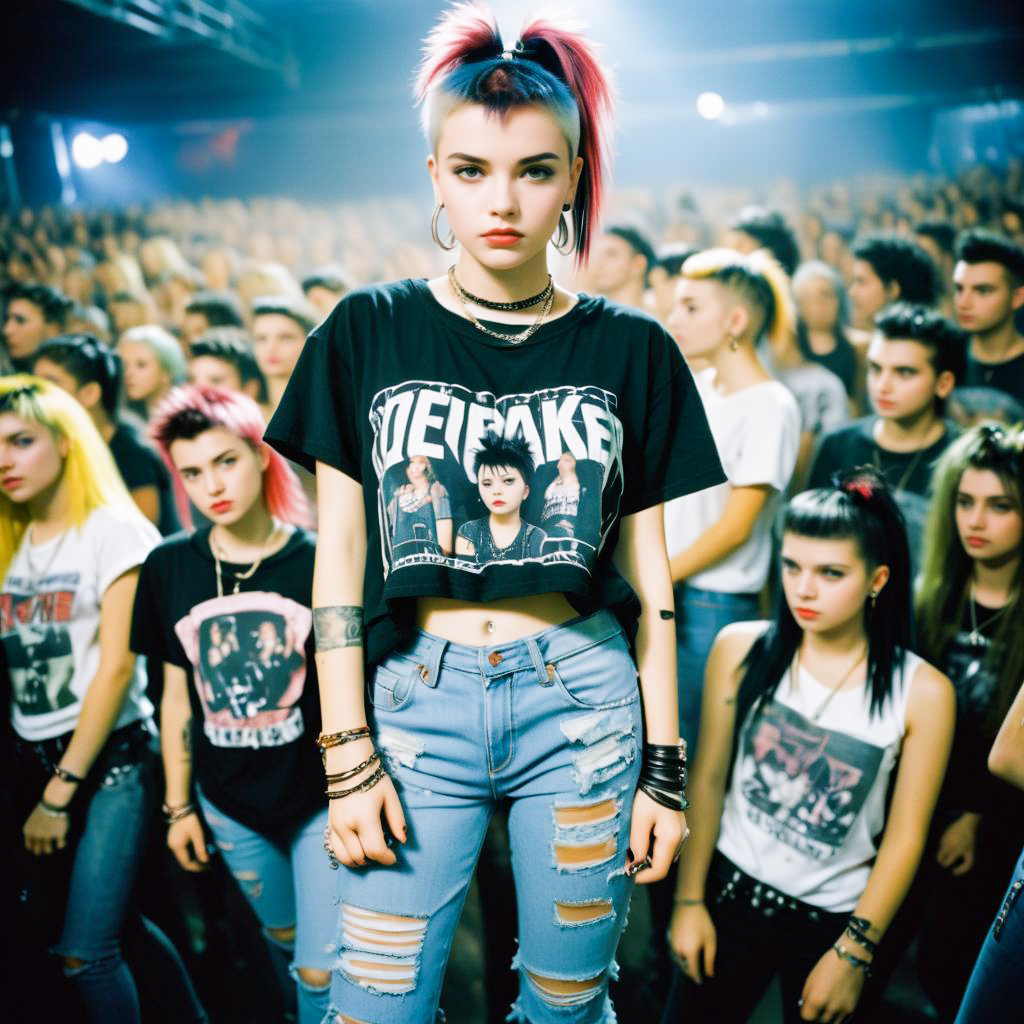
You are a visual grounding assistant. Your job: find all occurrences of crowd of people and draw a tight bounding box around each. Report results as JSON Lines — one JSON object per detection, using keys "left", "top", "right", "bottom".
{"left": 3, "top": 6, "right": 1024, "bottom": 1023}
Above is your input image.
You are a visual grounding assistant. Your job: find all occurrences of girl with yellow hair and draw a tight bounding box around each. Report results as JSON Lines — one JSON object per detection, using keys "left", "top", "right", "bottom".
{"left": 0, "top": 375, "right": 203, "bottom": 1022}
{"left": 663, "top": 248, "right": 802, "bottom": 753}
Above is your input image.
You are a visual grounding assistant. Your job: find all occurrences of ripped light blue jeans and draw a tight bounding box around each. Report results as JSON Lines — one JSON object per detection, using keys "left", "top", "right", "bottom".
{"left": 197, "top": 794, "right": 335, "bottom": 1024}
{"left": 327, "top": 609, "right": 643, "bottom": 1024}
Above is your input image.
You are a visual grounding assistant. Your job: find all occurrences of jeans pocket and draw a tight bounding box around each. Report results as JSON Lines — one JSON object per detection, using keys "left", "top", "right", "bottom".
{"left": 367, "top": 656, "right": 420, "bottom": 712}
{"left": 549, "top": 633, "right": 638, "bottom": 710}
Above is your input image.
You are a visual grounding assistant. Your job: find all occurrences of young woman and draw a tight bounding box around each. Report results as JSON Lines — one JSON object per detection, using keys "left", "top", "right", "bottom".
{"left": 117, "top": 324, "right": 186, "bottom": 421}
{"left": 1, "top": 375, "right": 203, "bottom": 1023}
{"left": 264, "top": 7, "right": 724, "bottom": 1022}
{"left": 666, "top": 471, "right": 955, "bottom": 1024}
{"left": 386, "top": 453, "right": 453, "bottom": 558}
{"left": 664, "top": 248, "right": 802, "bottom": 750}
{"left": 130, "top": 385, "right": 332, "bottom": 1023}
{"left": 905, "top": 422, "right": 1024, "bottom": 1017}
{"left": 540, "top": 449, "right": 592, "bottom": 554}
{"left": 31, "top": 332, "right": 179, "bottom": 533}
{"left": 793, "top": 260, "right": 862, "bottom": 405}
{"left": 250, "top": 297, "right": 316, "bottom": 424}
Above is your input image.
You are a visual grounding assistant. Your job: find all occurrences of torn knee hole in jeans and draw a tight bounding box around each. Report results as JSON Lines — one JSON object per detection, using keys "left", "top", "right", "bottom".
{"left": 553, "top": 794, "right": 622, "bottom": 873}
{"left": 525, "top": 969, "right": 606, "bottom": 1007}
{"left": 555, "top": 899, "right": 614, "bottom": 926}
{"left": 560, "top": 708, "right": 637, "bottom": 796}
{"left": 232, "top": 868, "right": 262, "bottom": 901}
{"left": 554, "top": 797, "right": 617, "bottom": 828}
{"left": 375, "top": 727, "right": 424, "bottom": 774}
{"left": 338, "top": 904, "right": 427, "bottom": 995}
{"left": 554, "top": 835, "right": 618, "bottom": 871}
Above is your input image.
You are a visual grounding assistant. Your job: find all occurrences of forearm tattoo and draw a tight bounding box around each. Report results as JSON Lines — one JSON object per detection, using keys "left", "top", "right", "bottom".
{"left": 314, "top": 605, "right": 364, "bottom": 652}
{"left": 182, "top": 719, "right": 193, "bottom": 757}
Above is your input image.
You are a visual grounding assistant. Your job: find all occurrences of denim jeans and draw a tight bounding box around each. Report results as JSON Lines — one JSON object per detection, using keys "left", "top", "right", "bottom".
{"left": 326, "top": 610, "right": 644, "bottom": 1024}
{"left": 674, "top": 585, "right": 760, "bottom": 756}
{"left": 17, "top": 724, "right": 207, "bottom": 1023}
{"left": 954, "top": 845, "right": 1024, "bottom": 1022}
{"left": 197, "top": 793, "right": 335, "bottom": 1024}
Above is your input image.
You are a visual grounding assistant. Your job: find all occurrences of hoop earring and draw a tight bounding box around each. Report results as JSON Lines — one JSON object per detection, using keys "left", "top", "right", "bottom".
{"left": 553, "top": 210, "right": 574, "bottom": 254}
{"left": 431, "top": 203, "right": 456, "bottom": 251}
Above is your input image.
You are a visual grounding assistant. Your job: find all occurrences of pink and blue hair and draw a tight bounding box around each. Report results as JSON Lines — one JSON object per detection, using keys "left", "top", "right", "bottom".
{"left": 415, "top": 2, "right": 613, "bottom": 265}
{"left": 150, "top": 385, "right": 312, "bottom": 529}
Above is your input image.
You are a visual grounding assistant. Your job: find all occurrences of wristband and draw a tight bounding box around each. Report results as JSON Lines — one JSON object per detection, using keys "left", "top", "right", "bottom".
{"left": 639, "top": 740, "right": 689, "bottom": 812}
{"left": 162, "top": 801, "right": 197, "bottom": 824}
{"left": 832, "top": 943, "right": 873, "bottom": 976}
{"left": 53, "top": 765, "right": 85, "bottom": 784}
{"left": 39, "top": 798, "right": 70, "bottom": 817}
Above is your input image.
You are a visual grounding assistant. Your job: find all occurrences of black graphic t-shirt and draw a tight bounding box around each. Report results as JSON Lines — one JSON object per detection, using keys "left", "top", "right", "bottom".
{"left": 808, "top": 417, "right": 958, "bottom": 569}
{"left": 265, "top": 279, "right": 725, "bottom": 665}
{"left": 938, "top": 601, "right": 1015, "bottom": 818}
{"left": 109, "top": 421, "right": 181, "bottom": 536}
{"left": 131, "top": 527, "right": 323, "bottom": 832}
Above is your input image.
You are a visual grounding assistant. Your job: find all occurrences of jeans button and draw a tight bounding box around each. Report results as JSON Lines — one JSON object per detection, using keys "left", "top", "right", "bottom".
{"left": 488, "top": 651, "right": 503, "bottom": 667}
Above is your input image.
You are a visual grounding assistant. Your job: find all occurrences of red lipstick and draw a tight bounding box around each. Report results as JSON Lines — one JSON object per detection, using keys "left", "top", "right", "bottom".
{"left": 482, "top": 228, "right": 523, "bottom": 248}
{"left": 795, "top": 608, "right": 820, "bottom": 620}
{"left": 210, "top": 500, "right": 233, "bottom": 515}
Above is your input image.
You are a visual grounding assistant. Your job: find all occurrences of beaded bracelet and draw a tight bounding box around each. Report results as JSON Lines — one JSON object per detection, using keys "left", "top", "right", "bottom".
{"left": 38, "top": 798, "right": 70, "bottom": 818}
{"left": 832, "top": 943, "right": 873, "bottom": 976}
{"left": 53, "top": 765, "right": 85, "bottom": 785}
{"left": 326, "top": 763, "right": 387, "bottom": 801}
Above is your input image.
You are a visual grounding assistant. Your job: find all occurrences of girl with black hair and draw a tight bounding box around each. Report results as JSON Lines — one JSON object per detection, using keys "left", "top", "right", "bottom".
{"left": 31, "top": 332, "right": 179, "bottom": 533}
{"left": 264, "top": 5, "right": 724, "bottom": 1021}
{"left": 890, "top": 422, "right": 1024, "bottom": 1018}
{"left": 455, "top": 430, "right": 547, "bottom": 562}
{"left": 665, "top": 470, "right": 954, "bottom": 1024}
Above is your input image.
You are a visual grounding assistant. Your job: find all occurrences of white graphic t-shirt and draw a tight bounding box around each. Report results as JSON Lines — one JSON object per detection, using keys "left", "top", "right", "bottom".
{"left": 3, "top": 504, "right": 160, "bottom": 741}
{"left": 717, "top": 649, "right": 922, "bottom": 912}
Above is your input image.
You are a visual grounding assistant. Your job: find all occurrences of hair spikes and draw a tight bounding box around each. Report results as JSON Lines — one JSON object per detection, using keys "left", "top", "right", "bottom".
{"left": 414, "top": 2, "right": 503, "bottom": 104}
{"left": 150, "top": 385, "right": 312, "bottom": 531}
{"left": 518, "top": 12, "right": 614, "bottom": 263}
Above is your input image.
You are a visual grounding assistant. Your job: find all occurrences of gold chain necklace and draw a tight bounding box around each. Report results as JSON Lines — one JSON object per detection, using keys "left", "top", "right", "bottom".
{"left": 447, "top": 266, "right": 555, "bottom": 345}
{"left": 211, "top": 523, "right": 280, "bottom": 598}
{"left": 793, "top": 645, "right": 868, "bottom": 721}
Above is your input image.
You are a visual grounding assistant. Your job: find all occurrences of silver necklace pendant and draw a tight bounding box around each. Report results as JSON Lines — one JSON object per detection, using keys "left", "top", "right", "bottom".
{"left": 968, "top": 629, "right": 985, "bottom": 648}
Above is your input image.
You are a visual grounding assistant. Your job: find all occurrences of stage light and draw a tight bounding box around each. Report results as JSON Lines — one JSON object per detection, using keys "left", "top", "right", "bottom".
{"left": 102, "top": 133, "right": 128, "bottom": 163}
{"left": 696, "top": 92, "right": 725, "bottom": 121}
{"left": 71, "top": 132, "right": 103, "bottom": 169}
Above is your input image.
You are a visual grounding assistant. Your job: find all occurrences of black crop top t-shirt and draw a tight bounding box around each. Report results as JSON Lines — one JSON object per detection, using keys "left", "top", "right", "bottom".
{"left": 265, "top": 280, "right": 725, "bottom": 664}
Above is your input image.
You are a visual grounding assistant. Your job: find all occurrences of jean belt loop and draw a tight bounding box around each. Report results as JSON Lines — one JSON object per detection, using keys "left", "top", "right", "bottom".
{"left": 525, "top": 636, "right": 550, "bottom": 685}
{"left": 420, "top": 635, "right": 447, "bottom": 688}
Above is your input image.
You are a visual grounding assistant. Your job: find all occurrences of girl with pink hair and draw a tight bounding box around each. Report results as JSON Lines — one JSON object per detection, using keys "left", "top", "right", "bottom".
{"left": 266, "top": 5, "right": 725, "bottom": 1021}
{"left": 131, "top": 385, "right": 331, "bottom": 1022}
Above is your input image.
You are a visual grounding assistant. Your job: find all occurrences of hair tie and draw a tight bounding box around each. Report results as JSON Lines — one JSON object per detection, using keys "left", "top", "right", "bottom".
{"left": 831, "top": 471, "right": 875, "bottom": 501}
